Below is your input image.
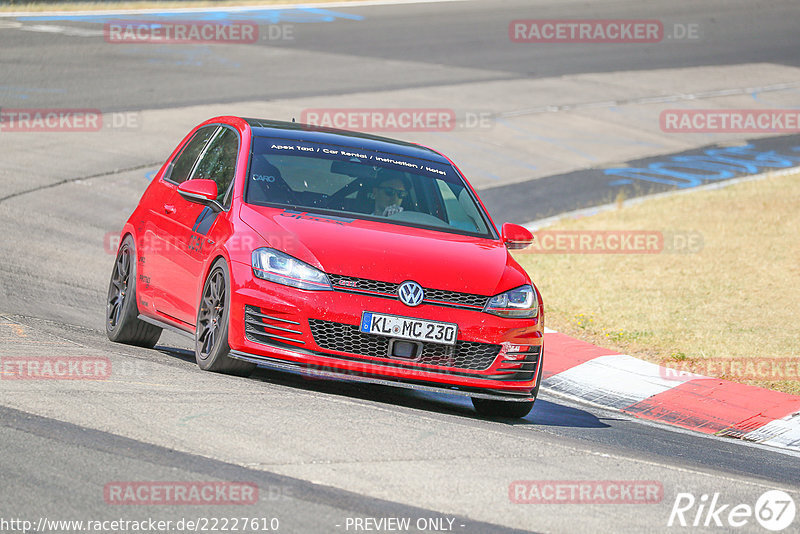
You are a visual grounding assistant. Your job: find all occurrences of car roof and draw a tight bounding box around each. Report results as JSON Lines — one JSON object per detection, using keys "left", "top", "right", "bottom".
{"left": 243, "top": 118, "right": 450, "bottom": 164}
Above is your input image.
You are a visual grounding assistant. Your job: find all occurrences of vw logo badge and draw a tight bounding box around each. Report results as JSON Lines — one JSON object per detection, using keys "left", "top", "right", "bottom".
{"left": 398, "top": 281, "right": 425, "bottom": 307}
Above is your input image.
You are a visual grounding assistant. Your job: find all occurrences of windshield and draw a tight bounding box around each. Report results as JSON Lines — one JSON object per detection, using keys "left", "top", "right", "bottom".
{"left": 245, "top": 136, "right": 493, "bottom": 238}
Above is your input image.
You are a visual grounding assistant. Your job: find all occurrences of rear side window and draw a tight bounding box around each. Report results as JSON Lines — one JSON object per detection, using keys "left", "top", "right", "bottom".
{"left": 167, "top": 125, "right": 217, "bottom": 184}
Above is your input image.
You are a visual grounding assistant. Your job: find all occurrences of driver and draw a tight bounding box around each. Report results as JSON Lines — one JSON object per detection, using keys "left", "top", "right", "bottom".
{"left": 372, "top": 169, "right": 409, "bottom": 217}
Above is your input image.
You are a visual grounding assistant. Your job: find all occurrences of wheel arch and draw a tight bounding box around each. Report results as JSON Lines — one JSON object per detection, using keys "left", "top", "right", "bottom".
{"left": 114, "top": 229, "right": 141, "bottom": 311}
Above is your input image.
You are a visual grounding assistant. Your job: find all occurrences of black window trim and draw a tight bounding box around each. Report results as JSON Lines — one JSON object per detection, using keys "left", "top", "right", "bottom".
{"left": 187, "top": 124, "right": 240, "bottom": 211}
{"left": 162, "top": 124, "right": 220, "bottom": 186}
{"left": 164, "top": 123, "right": 241, "bottom": 213}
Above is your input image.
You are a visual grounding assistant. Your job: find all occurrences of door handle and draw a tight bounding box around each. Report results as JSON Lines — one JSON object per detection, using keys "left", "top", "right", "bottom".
{"left": 163, "top": 204, "right": 176, "bottom": 214}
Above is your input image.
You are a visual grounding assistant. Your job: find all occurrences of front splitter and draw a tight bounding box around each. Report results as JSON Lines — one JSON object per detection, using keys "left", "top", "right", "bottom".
{"left": 229, "top": 350, "right": 536, "bottom": 402}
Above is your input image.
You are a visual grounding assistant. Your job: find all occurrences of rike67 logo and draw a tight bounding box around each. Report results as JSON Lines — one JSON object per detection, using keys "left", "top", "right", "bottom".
{"left": 668, "top": 490, "right": 796, "bottom": 531}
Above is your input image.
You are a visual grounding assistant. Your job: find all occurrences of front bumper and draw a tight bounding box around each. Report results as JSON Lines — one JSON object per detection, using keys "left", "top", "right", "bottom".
{"left": 230, "top": 348, "right": 538, "bottom": 402}
{"left": 228, "top": 260, "right": 543, "bottom": 401}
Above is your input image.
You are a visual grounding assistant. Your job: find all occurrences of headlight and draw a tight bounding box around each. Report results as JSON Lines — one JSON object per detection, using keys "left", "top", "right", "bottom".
{"left": 252, "top": 248, "right": 332, "bottom": 291}
{"left": 484, "top": 284, "right": 538, "bottom": 318}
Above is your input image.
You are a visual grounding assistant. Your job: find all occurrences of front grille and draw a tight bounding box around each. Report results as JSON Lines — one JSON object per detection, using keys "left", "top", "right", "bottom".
{"left": 329, "top": 275, "right": 397, "bottom": 295}
{"left": 423, "top": 288, "right": 489, "bottom": 308}
{"left": 327, "top": 274, "right": 489, "bottom": 310}
{"left": 308, "top": 319, "right": 501, "bottom": 371}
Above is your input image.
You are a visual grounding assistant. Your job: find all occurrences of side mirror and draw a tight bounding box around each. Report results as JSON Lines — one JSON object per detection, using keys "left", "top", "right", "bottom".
{"left": 177, "top": 179, "right": 223, "bottom": 212}
{"left": 501, "top": 223, "right": 534, "bottom": 250}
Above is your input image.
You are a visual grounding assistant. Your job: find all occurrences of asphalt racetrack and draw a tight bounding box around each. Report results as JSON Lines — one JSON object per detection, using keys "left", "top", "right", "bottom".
{"left": 1, "top": 1, "right": 799, "bottom": 532}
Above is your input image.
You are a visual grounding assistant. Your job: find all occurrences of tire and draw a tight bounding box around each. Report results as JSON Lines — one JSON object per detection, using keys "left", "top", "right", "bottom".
{"left": 106, "top": 235, "right": 162, "bottom": 348}
{"left": 195, "top": 258, "right": 255, "bottom": 376}
{"left": 471, "top": 349, "right": 545, "bottom": 419}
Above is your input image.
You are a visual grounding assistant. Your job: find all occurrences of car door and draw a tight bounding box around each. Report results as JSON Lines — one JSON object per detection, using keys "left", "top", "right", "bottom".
{"left": 161, "top": 125, "right": 240, "bottom": 325}
{"left": 148, "top": 125, "right": 218, "bottom": 324}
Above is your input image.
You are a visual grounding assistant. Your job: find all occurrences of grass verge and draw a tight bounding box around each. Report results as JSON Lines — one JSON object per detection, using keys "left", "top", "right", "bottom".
{"left": 515, "top": 170, "right": 800, "bottom": 395}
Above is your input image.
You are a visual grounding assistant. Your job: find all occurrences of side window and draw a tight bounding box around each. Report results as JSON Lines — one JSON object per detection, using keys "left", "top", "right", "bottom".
{"left": 190, "top": 127, "right": 239, "bottom": 205}
{"left": 167, "top": 126, "right": 217, "bottom": 184}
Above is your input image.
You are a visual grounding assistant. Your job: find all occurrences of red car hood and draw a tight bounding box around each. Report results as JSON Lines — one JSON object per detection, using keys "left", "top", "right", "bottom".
{"left": 239, "top": 204, "right": 528, "bottom": 296}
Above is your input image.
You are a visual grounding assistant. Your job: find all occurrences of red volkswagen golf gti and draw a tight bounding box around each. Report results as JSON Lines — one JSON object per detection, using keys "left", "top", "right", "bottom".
{"left": 106, "top": 117, "right": 544, "bottom": 418}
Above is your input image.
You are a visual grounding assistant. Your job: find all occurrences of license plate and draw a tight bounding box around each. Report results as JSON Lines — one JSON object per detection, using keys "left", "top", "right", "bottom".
{"left": 359, "top": 312, "right": 458, "bottom": 346}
